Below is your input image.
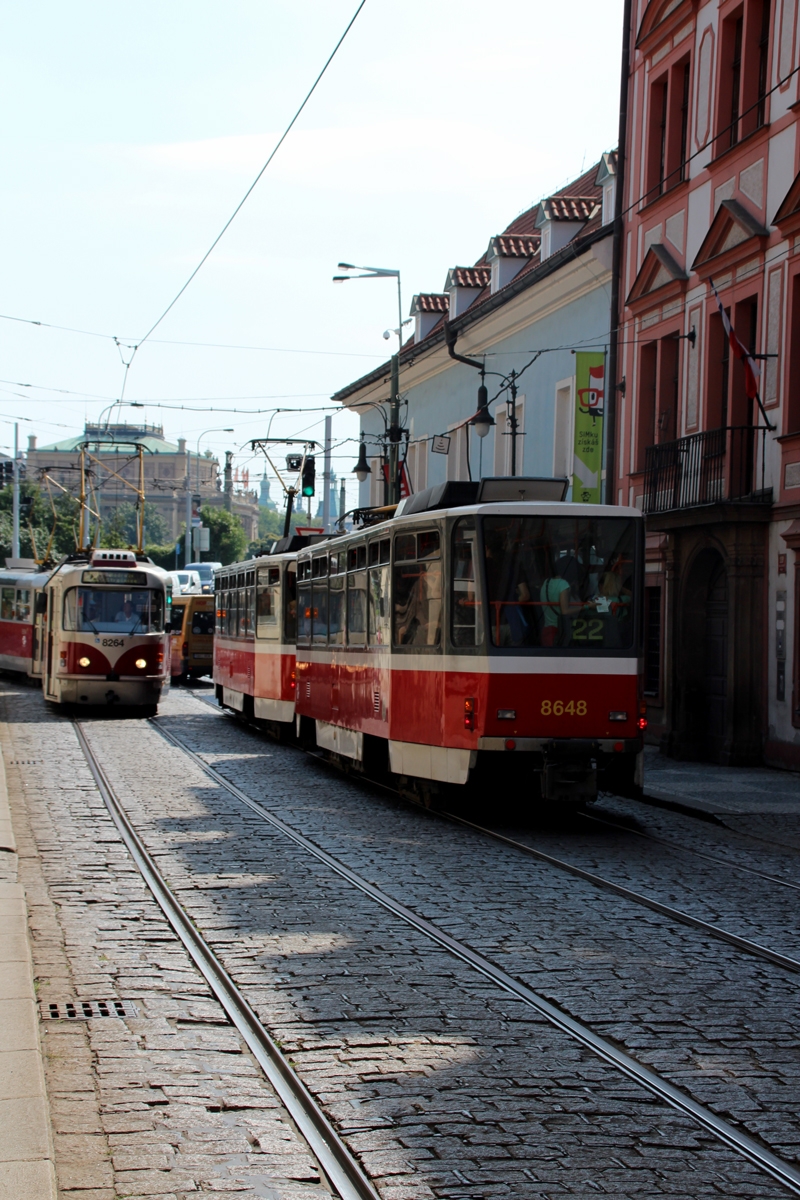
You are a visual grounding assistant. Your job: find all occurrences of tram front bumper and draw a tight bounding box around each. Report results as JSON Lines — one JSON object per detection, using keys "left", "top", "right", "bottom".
{"left": 56, "top": 677, "right": 164, "bottom": 706}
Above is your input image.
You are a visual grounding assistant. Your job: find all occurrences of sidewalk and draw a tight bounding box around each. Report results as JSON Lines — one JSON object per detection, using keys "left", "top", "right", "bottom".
{"left": 0, "top": 748, "right": 57, "bottom": 1199}
{"left": 642, "top": 745, "right": 800, "bottom": 816}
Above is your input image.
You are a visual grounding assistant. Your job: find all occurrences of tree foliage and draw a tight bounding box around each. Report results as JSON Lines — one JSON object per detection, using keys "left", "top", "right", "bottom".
{"left": 101, "top": 502, "right": 171, "bottom": 549}
{"left": 200, "top": 505, "right": 248, "bottom": 565}
{"left": 0, "top": 481, "right": 81, "bottom": 563}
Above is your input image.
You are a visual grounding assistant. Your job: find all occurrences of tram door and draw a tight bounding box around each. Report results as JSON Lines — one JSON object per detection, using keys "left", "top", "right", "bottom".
{"left": 32, "top": 591, "right": 45, "bottom": 677}
{"left": 44, "top": 583, "right": 56, "bottom": 698}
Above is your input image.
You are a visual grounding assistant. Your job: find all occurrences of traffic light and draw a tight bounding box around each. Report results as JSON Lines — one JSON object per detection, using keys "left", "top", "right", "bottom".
{"left": 19, "top": 497, "right": 33, "bottom": 521}
{"left": 0, "top": 460, "right": 13, "bottom": 485}
{"left": 301, "top": 455, "right": 316, "bottom": 497}
{"left": 286, "top": 453, "right": 303, "bottom": 472}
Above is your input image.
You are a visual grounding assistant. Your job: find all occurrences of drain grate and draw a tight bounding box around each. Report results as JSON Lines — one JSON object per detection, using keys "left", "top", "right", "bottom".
{"left": 41, "top": 999, "right": 138, "bottom": 1020}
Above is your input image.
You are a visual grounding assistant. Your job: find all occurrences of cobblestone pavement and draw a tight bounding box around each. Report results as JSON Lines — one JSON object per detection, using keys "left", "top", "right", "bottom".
{"left": 8, "top": 676, "right": 800, "bottom": 1197}
{"left": 0, "top": 682, "right": 331, "bottom": 1200}
{"left": 29, "top": 682, "right": 800, "bottom": 1198}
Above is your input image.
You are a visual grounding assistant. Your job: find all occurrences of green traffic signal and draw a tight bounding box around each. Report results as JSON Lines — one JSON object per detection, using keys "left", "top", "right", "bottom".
{"left": 301, "top": 456, "right": 316, "bottom": 497}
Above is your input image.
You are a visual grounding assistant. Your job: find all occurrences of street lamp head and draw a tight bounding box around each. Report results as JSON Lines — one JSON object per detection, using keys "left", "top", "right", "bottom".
{"left": 471, "top": 383, "right": 494, "bottom": 439}
{"left": 332, "top": 275, "right": 349, "bottom": 283}
{"left": 337, "top": 262, "right": 356, "bottom": 270}
{"left": 353, "top": 438, "right": 371, "bottom": 483}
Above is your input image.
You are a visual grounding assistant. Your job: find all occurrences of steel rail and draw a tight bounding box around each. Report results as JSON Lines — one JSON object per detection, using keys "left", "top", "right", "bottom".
{"left": 151, "top": 716, "right": 800, "bottom": 1197}
{"left": 442, "top": 812, "right": 800, "bottom": 976}
{"left": 582, "top": 809, "right": 800, "bottom": 893}
{"left": 190, "top": 690, "right": 800, "bottom": 973}
{"left": 72, "top": 720, "right": 380, "bottom": 1200}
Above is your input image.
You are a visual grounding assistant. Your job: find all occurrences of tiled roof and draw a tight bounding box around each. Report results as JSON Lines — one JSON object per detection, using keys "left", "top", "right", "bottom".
{"left": 446, "top": 266, "right": 492, "bottom": 288}
{"left": 489, "top": 233, "right": 541, "bottom": 258}
{"left": 540, "top": 196, "right": 601, "bottom": 222}
{"left": 412, "top": 293, "right": 449, "bottom": 313}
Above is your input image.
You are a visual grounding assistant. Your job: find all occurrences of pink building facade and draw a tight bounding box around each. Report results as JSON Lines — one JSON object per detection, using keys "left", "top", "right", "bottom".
{"left": 615, "top": 0, "right": 800, "bottom": 764}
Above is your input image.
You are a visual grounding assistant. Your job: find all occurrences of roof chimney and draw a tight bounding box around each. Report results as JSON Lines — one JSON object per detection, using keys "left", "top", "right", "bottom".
{"left": 177, "top": 437, "right": 187, "bottom": 454}
{"left": 27, "top": 434, "right": 36, "bottom": 452}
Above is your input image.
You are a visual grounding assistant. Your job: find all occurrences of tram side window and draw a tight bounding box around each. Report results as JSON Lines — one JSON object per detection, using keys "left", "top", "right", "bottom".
{"left": 16, "top": 589, "right": 31, "bottom": 622}
{"left": 392, "top": 531, "right": 442, "bottom": 648}
{"left": 1, "top": 587, "right": 14, "bottom": 620}
{"left": 329, "top": 576, "right": 346, "bottom": 645}
{"left": 256, "top": 568, "right": 280, "bottom": 640}
{"left": 238, "top": 588, "right": 254, "bottom": 637}
{"left": 312, "top": 580, "right": 328, "bottom": 644}
{"left": 451, "top": 517, "right": 483, "bottom": 648}
{"left": 297, "top": 585, "right": 312, "bottom": 644}
{"left": 284, "top": 567, "right": 297, "bottom": 643}
{"left": 347, "top": 571, "right": 367, "bottom": 645}
{"left": 226, "top": 590, "right": 238, "bottom": 637}
{"left": 368, "top": 565, "right": 390, "bottom": 646}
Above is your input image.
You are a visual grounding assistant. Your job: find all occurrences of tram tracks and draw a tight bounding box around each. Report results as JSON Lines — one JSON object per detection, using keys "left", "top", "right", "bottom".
{"left": 72, "top": 720, "right": 380, "bottom": 1200}
{"left": 188, "top": 686, "right": 800, "bottom": 975}
{"left": 121, "top": 711, "right": 800, "bottom": 1195}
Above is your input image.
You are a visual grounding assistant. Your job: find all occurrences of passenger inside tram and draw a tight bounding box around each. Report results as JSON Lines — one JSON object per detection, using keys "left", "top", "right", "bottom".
{"left": 482, "top": 516, "right": 636, "bottom": 650}
{"left": 64, "top": 588, "right": 164, "bottom": 634}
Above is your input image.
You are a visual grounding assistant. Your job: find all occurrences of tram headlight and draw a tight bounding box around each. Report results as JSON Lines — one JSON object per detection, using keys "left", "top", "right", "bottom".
{"left": 135, "top": 657, "right": 147, "bottom": 669}
{"left": 78, "top": 656, "right": 90, "bottom": 668}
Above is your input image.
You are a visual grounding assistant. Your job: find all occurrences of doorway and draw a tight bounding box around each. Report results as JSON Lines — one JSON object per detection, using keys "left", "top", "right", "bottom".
{"left": 681, "top": 549, "right": 728, "bottom": 760}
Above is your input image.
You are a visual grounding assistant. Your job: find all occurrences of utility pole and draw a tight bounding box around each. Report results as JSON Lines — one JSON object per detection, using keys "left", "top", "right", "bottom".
{"left": 322, "top": 415, "right": 332, "bottom": 532}
{"left": 184, "top": 441, "right": 192, "bottom": 567}
{"left": 339, "top": 478, "right": 346, "bottom": 528}
{"left": 507, "top": 372, "right": 519, "bottom": 477}
{"left": 11, "top": 423, "right": 19, "bottom": 560}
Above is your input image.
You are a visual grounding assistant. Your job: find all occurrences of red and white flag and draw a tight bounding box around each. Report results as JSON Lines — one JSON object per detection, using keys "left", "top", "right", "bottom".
{"left": 710, "top": 278, "right": 760, "bottom": 401}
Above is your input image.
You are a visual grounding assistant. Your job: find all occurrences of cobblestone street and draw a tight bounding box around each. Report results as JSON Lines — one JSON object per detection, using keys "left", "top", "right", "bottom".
{"left": 4, "top": 678, "right": 800, "bottom": 1198}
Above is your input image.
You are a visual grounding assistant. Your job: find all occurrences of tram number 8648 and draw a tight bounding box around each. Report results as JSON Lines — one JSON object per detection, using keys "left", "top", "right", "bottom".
{"left": 541, "top": 700, "right": 587, "bottom": 716}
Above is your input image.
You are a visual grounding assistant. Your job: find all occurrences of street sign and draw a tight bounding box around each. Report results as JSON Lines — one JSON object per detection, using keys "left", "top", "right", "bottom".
{"left": 192, "top": 526, "right": 210, "bottom": 552}
{"left": 431, "top": 435, "right": 450, "bottom": 455}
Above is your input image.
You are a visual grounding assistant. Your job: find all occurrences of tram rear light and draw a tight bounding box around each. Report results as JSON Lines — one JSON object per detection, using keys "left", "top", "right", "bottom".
{"left": 156, "top": 651, "right": 164, "bottom": 665}
{"left": 290, "top": 668, "right": 296, "bottom": 691}
{"left": 637, "top": 716, "right": 648, "bottom": 730}
{"left": 78, "top": 656, "right": 90, "bottom": 668}
{"left": 135, "top": 658, "right": 147, "bottom": 669}
{"left": 505, "top": 739, "right": 516, "bottom": 751}
{"left": 639, "top": 701, "right": 648, "bottom": 716}
{"left": 613, "top": 741, "right": 624, "bottom": 752}
{"left": 464, "top": 697, "right": 475, "bottom": 731}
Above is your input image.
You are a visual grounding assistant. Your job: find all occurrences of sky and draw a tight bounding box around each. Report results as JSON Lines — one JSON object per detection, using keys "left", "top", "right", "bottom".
{"left": 0, "top": 0, "right": 625, "bottom": 517}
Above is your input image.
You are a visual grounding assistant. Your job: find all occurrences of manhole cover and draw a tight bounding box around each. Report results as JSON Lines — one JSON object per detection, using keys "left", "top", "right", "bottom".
{"left": 41, "top": 999, "right": 138, "bottom": 1020}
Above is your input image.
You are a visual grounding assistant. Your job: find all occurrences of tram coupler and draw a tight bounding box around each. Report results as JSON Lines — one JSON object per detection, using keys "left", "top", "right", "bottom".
{"left": 540, "top": 740, "right": 598, "bottom": 804}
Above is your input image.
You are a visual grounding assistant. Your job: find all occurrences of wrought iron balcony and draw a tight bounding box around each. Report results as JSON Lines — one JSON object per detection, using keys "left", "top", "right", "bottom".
{"left": 642, "top": 425, "right": 770, "bottom": 515}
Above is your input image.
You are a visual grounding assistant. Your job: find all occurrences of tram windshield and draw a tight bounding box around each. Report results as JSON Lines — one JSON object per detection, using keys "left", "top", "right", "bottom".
{"left": 63, "top": 588, "right": 165, "bottom": 634}
{"left": 482, "top": 516, "right": 638, "bottom": 651}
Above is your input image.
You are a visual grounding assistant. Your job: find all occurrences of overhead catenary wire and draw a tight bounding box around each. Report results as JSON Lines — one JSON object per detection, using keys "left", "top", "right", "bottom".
{"left": 131, "top": 0, "right": 368, "bottom": 363}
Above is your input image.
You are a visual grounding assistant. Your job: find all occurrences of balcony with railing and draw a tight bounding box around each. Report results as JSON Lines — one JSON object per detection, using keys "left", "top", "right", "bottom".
{"left": 642, "top": 426, "right": 771, "bottom": 516}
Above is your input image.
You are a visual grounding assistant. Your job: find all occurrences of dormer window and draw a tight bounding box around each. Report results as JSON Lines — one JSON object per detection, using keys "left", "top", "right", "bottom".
{"left": 445, "top": 266, "right": 490, "bottom": 318}
{"left": 535, "top": 196, "right": 599, "bottom": 261}
{"left": 410, "top": 293, "right": 448, "bottom": 343}
{"left": 485, "top": 234, "right": 539, "bottom": 295}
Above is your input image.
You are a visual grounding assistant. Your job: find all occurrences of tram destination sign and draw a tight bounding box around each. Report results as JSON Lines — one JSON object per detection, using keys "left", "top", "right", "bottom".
{"left": 82, "top": 570, "right": 143, "bottom": 586}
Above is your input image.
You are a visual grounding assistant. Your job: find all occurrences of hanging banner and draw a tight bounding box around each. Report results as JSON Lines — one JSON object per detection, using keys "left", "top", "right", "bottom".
{"left": 573, "top": 352, "right": 605, "bottom": 503}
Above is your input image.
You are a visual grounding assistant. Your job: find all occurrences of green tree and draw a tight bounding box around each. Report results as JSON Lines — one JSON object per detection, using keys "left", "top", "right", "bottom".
{"left": 200, "top": 505, "right": 248, "bottom": 565}
{"left": 101, "top": 501, "right": 170, "bottom": 549}
{"left": 0, "top": 481, "right": 81, "bottom": 563}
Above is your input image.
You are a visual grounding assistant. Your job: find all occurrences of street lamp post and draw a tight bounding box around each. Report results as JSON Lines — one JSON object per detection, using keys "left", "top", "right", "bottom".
{"left": 334, "top": 262, "right": 404, "bottom": 504}
{"left": 189, "top": 428, "right": 233, "bottom": 564}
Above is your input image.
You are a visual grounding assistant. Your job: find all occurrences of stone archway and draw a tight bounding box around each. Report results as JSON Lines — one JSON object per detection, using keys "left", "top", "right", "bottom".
{"left": 679, "top": 547, "right": 728, "bottom": 761}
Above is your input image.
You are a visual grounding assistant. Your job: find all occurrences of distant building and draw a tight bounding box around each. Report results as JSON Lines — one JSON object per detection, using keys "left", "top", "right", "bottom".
{"left": 26, "top": 425, "right": 259, "bottom": 543}
{"left": 259, "top": 471, "right": 277, "bottom": 510}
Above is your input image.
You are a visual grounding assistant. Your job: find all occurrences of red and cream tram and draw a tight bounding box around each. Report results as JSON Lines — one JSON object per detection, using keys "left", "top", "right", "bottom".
{"left": 0, "top": 565, "right": 51, "bottom": 677}
{"left": 293, "top": 480, "right": 645, "bottom": 804}
{"left": 213, "top": 544, "right": 301, "bottom": 732}
{"left": 42, "top": 550, "right": 171, "bottom": 712}
{"left": 215, "top": 480, "right": 645, "bottom": 805}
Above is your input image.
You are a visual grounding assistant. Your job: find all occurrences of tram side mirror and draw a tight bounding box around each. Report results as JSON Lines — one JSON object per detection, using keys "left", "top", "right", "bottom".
{"left": 34, "top": 593, "right": 47, "bottom": 616}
